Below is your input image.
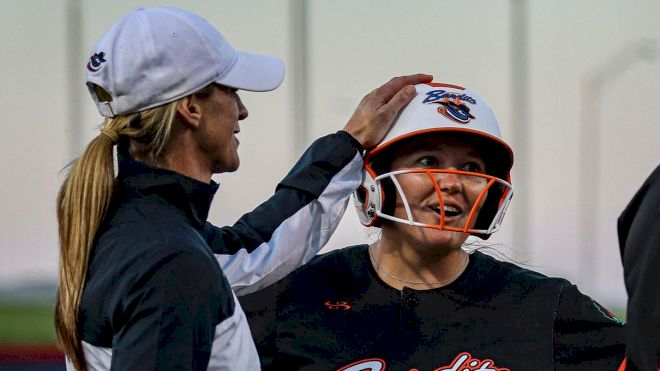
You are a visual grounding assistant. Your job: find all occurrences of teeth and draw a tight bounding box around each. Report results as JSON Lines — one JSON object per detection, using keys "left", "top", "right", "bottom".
{"left": 431, "top": 205, "right": 460, "bottom": 216}
{"left": 444, "top": 205, "right": 459, "bottom": 213}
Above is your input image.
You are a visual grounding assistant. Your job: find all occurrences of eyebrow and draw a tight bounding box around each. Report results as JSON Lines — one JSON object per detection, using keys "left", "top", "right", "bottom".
{"left": 403, "top": 143, "right": 482, "bottom": 158}
{"left": 465, "top": 149, "right": 485, "bottom": 160}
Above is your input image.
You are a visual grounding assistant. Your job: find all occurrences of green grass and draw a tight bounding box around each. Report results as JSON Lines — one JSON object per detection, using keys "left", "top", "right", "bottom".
{"left": 0, "top": 303, "right": 56, "bottom": 344}
{"left": 611, "top": 307, "right": 627, "bottom": 323}
{"left": 0, "top": 302, "right": 627, "bottom": 345}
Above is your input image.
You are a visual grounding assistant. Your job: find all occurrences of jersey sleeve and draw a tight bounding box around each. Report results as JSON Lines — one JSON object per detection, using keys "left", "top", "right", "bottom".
{"left": 552, "top": 282, "right": 625, "bottom": 370}
{"left": 108, "top": 249, "right": 228, "bottom": 371}
{"left": 202, "top": 131, "right": 364, "bottom": 295}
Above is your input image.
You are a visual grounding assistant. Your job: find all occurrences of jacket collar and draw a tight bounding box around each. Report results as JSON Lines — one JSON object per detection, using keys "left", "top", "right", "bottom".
{"left": 116, "top": 150, "right": 219, "bottom": 229}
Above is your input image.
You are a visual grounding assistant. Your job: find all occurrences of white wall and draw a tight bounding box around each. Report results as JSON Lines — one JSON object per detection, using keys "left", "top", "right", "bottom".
{"left": 1, "top": 0, "right": 659, "bottom": 310}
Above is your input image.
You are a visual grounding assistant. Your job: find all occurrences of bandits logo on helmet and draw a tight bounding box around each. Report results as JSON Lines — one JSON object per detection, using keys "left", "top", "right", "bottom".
{"left": 87, "top": 52, "right": 107, "bottom": 72}
{"left": 423, "top": 89, "right": 476, "bottom": 124}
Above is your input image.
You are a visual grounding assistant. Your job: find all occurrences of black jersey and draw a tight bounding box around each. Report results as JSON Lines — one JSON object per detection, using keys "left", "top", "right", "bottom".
{"left": 241, "top": 245, "right": 625, "bottom": 370}
{"left": 618, "top": 164, "right": 660, "bottom": 371}
{"left": 75, "top": 131, "right": 363, "bottom": 370}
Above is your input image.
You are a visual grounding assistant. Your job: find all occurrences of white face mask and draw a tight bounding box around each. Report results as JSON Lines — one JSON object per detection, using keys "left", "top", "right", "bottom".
{"left": 364, "top": 168, "right": 513, "bottom": 236}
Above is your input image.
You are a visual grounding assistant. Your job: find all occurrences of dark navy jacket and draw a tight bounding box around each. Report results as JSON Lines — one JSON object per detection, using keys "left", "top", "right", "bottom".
{"left": 76, "top": 131, "right": 363, "bottom": 370}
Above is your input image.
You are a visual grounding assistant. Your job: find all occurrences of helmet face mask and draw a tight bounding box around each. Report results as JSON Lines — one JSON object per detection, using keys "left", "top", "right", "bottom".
{"left": 365, "top": 168, "right": 513, "bottom": 235}
{"left": 353, "top": 82, "right": 515, "bottom": 239}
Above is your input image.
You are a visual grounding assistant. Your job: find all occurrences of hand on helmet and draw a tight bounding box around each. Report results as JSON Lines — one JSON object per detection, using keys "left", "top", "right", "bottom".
{"left": 343, "top": 74, "right": 433, "bottom": 150}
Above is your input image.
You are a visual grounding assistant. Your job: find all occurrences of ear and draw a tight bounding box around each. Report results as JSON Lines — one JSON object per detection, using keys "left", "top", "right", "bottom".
{"left": 176, "top": 96, "right": 202, "bottom": 129}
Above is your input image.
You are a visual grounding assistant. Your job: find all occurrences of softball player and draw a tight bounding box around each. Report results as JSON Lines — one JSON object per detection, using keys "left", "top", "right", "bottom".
{"left": 55, "top": 6, "right": 431, "bottom": 370}
{"left": 241, "top": 82, "right": 625, "bottom": 370}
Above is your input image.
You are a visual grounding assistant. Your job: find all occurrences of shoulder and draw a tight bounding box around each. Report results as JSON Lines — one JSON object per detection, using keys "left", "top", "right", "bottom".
{"left": 250, "top": 244, "right": 369, "bottom": 297}
{"left": 467, "top": 251, "right": 570, "bottom": 298}
{"left": 98, "top": 193, "right": 211, "bottom": 262}
{"left": 91, "top": 225, "right": 224, "bottom": 297}
{"left": 469, "top": 251, "right": 622, "bottom": 324}
{"left": 555, "top": 282, "right": 623, "bottom": 324}
{"left": 89, "top": 203, "right": 225, "bottom": 306}
{"left": 471, "top": 250, "right": 559, "bottom": 282}
{"left": 310, "top": 244, "right": 368, "bottom": 265}
{"left": 292, "top": 244, "right": 368, "bottom": 277}
{"left": 96, "top": 224, "right": 216, "bottom": 272}
{"left": 551, "top": 279, "right": 625, "bottom": 366}
{"left": 82, "top": 222, "right": 232, "bottom": 342}
{"left": 105, "top": 192, "right": 190, "bottom": 235}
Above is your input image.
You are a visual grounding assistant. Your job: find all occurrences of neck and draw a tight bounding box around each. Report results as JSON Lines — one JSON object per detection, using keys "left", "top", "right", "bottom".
{"left": 371, "top": 232, "right": 469, "bottom": 290}
{"left": 153, "top": 153, "right": 213, "bottom": 184}
{"left": 135, "top": 135, "right": 213, "bottom": 184}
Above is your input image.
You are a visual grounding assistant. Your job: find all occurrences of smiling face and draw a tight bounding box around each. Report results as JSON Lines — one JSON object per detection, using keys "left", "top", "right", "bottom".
{"left": 193, "top": 84, "right": 248, "bottom": 173}
{"left": 377, "top": 134, "right": 490, "bottom": 250}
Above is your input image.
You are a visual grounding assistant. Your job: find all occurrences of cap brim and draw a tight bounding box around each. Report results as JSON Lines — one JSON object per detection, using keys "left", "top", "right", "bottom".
{"left": 215, "top": 51, "right": 285, "bottom": 92}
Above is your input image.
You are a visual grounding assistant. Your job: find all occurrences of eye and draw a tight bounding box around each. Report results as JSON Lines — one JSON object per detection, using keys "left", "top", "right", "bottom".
{"left": 416, "top": 156, "right": 440, "bottom": 168}
{"left": 461, "top": 161, "right": 484, "bottom": 173}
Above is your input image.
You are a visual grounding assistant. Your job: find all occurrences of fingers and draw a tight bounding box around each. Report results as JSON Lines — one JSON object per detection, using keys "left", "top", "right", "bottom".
{"left": 376, "top": 85, "right": 417, "bottom": 128}
{"left": 342, "top": 73, "right": 433, "bottom": 150}
{"left": 372, "top": 74, "right": 433, "bottom": 103}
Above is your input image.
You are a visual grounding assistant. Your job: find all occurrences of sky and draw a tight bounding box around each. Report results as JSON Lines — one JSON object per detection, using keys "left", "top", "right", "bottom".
{"left": 0, "top": 0, "right": 658, "bottom": 310}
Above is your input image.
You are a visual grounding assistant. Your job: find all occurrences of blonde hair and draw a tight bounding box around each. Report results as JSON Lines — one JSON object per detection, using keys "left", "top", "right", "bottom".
{"left": 55, "top": 99, "right": 180, "bottom": 370}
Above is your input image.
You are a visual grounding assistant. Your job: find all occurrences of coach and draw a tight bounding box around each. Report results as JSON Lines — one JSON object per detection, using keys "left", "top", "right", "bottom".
{"left": 54, "top": 6, "right": 431, "bottom": 370}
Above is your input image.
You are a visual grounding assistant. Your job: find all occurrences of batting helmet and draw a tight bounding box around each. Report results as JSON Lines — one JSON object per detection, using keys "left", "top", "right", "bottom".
{"left": 353, "top": 82, "right": 514, "bottom": 238}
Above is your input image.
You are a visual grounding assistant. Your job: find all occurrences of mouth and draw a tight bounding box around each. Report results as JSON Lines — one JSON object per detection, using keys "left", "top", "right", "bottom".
{"left": 429, "top": 203, "right": 463, "bottom": 221}
{"left": 233, "top": 129, "right": 240, "bottom": 145}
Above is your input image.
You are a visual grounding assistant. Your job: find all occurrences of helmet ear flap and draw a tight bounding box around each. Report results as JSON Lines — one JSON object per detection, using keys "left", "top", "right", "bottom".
{"left": 471, "top": 182, "right": 513, "bottom": 239}
{"left": 378, "top": 176, "right": 397, "bottom": 224}
{"left": 472, "top": 186, "right": 502, "bottom": 240}
{"left": 353, "top": 170, "right": 382, "bottom": 226}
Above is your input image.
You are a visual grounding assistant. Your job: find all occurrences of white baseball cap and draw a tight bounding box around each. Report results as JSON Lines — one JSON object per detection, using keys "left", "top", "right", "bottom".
{"left": 85, "top": 7, "right": 285, "bottom": 117}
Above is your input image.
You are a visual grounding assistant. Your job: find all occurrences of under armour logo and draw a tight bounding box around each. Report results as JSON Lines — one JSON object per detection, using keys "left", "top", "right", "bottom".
{"left": 324, "top": 300, "right": 351, "bottom": 310}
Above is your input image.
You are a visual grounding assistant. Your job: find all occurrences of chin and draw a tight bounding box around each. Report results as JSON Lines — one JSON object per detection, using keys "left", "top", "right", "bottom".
{"left": 422, "top": 228, "right": 468, "bottom": 249}
{"left": 395, "top": 222, "right": 468, "bottom": 251}
{"left": 214, "top": 159, "right": 240, "bottom": 173}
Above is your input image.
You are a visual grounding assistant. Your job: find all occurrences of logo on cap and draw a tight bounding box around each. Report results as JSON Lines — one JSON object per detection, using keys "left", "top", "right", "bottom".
{"left": 423, "top": 89, "right": 476, "bottom": 124}
{"left": 87, "top": 52, "right": 107, "bottom": 72}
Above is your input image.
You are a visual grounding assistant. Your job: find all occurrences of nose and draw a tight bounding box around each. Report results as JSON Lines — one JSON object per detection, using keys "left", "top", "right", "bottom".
{"left": 436, "top": 171, "right": 462, "bottom": 194}
{"left": 237, "top": 96, "right": 248, "bottom": 121}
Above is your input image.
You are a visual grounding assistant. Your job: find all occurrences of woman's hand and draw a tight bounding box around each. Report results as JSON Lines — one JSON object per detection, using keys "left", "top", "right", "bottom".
{"left": 343, "top": 74, "right": 433, "bottom": 150}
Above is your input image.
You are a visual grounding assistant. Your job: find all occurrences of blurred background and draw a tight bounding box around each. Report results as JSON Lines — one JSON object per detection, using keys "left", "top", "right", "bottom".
{"left": 1, "top": 0, "right": 658, "bottom": 368}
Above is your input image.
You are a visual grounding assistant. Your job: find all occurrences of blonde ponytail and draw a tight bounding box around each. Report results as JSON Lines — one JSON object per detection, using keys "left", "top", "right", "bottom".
{"left": 55, "top": 99, "right": 182, "bottom": 370}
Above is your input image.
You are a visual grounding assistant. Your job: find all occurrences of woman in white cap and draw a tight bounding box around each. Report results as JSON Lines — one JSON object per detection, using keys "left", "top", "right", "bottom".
{"left": 55, "top": 6, "right": 431, "bottom": 370}
{"left": 241, "top": 82, "right": 625, "bottom": 370}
